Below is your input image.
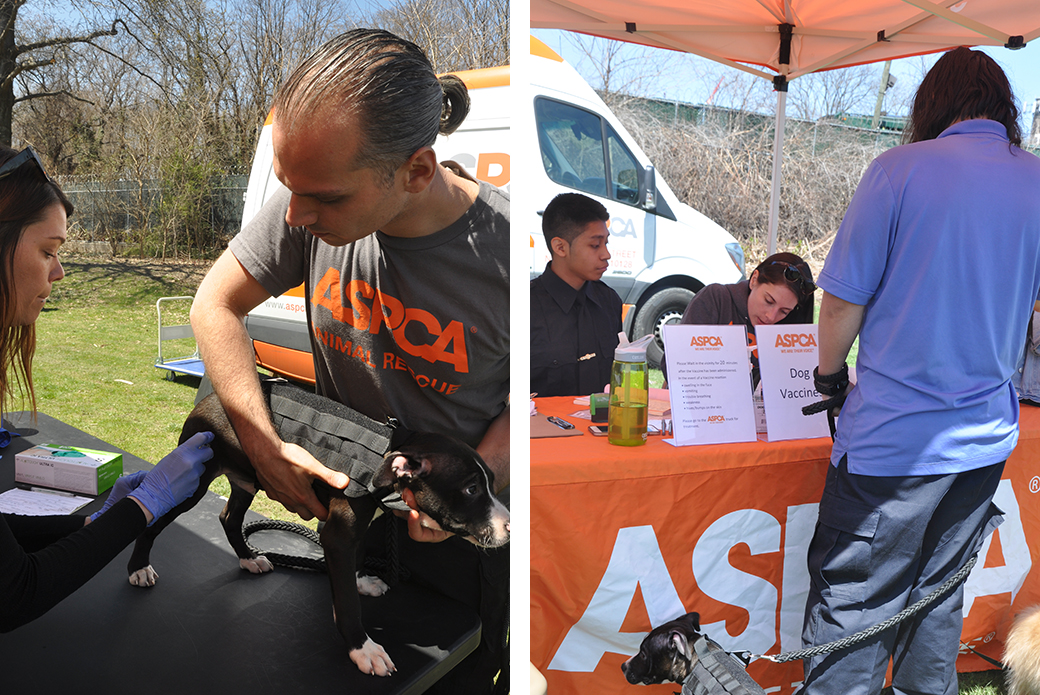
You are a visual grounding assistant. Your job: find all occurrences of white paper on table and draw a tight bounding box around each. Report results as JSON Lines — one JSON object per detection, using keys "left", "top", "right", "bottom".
{"left": 661, "top": 324, "right": 757, "bottom": 446}
{"left": 0, "top": 488, "right": 92, "bottom": 515}
{"left": 755, "top": 325, "right": 832, "bottom": 441}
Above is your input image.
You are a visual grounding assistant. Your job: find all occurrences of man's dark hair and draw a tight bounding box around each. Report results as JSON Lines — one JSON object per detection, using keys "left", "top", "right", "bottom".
{"left": 541, "top": 193, "right": 609, "bottom": 250}
{"left": 905, "top": 46, "right": 1021, "bottom": 145}
{"left": 274, "top": 28, "right": 470, "bottom": 180}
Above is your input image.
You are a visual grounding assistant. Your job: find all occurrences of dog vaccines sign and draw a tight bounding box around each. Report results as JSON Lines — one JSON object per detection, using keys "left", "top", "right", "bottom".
{"left": 755, "top": 324, "right": 831, "bottom": 441}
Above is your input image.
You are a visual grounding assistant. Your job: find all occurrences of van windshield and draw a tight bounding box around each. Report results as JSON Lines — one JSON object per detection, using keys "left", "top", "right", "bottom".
{"left": 535, "top": 97, "right": 640, "bottom": 206}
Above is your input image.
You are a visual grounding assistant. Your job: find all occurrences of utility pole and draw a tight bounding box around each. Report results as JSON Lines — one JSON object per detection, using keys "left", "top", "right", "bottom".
{"left": 871, "top": 60, "right": 894, "bottom": 130}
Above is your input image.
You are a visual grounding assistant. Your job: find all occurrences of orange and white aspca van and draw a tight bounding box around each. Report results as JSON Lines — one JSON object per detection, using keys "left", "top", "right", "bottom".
{"left": 239, "top": 64, "right": 509, "bottom": 384}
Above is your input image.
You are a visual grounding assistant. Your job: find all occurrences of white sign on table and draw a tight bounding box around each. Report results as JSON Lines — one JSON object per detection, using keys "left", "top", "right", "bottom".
{"left": 662, "top": 324, "right": 756, "bottom": 446}
{"left": 755, "top": 324, "right": 831, "bottom": 441}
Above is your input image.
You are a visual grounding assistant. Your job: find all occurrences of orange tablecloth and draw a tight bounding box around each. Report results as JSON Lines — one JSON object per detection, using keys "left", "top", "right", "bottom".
{"left": 530, "top": 396, "right": 1040, "bottom": 695}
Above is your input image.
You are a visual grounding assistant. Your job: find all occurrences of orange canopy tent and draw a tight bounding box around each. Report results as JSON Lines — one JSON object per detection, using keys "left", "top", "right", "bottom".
{"left": 530, "top": 0, "right": 1040, "bottom": 253}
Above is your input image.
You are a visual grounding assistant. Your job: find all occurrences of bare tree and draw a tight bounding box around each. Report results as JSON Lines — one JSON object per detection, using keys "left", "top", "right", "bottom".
{"left": 692, "top": 61, "right": 776, "bottom": 116}
{"left": 787, "top": 64, "right": 882, "bottom": 121}
{"left": 560, "top": 33, "right": 683, "bottom": 110}
{"left": 0, "top": 0, "right": 124, "bottom": 146}
{"left": 374, "top": 0, "right": 508, "bottom": 72}
{"left": 235, "top": 0, "right": 350, "bottom": 141}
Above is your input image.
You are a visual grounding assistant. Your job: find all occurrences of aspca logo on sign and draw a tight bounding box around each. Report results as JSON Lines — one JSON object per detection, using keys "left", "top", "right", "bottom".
{"left": 707, "top": 415, "right": 726, "bottom": 423}
{"left": 690, "top": 335, "right": 724, "bottom": 347}
{"left": 774, "top": 333, "right": 817, "bottom": 348}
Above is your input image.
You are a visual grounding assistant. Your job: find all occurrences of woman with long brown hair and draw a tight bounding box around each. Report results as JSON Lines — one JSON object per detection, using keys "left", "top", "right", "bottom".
{"left": 0, "top": 146, "right": 214, "bottom": 631}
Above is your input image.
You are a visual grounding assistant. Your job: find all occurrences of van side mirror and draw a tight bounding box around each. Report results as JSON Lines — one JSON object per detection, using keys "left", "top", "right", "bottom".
{"left": 639, "top": 165, "right": 657, "bottom": 212}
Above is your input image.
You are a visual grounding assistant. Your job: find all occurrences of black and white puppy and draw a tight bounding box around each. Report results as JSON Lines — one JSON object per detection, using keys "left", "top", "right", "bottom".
{"left": 125, "top": 388, "right": 510, "bottom": 677}
{"left": 621, "top": 612, "right": 713, "bottom": 686}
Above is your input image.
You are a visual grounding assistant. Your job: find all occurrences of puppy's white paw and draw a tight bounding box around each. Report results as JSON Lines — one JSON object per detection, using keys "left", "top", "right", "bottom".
{"left": 240, "top": 556, "right": 275, "bottom": 574}
{"left": 129, "top": 565, "right": 158, "bottom": 587}
{"left": 356, "top": 573, "right": 389, "bottom": 596}
{"left": 350, "top": 638, "right": 396, "bottom": 676}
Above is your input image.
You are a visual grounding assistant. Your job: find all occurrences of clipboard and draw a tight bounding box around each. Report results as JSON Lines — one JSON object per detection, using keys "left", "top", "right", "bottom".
{"left": 530, "top": 414, "right": 583, "bottom": 438}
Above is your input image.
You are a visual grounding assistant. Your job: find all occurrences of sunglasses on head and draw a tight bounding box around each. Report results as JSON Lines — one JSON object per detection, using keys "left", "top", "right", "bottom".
{"left": 768, "top": 260, "right": 816, "bottom": 295}
{"left": 0, "top": 147, "right": 54, "bottom": 185}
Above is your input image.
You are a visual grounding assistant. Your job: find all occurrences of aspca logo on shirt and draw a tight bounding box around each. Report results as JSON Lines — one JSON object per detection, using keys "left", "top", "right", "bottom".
{"left": 774, "top": 333, "right": 817, "bottom": 348}
{"left": 310, "top": 268, "right": 469, "bottom": 373}
{"left": 690, "top": 335, "right": 724, "bottom": 347}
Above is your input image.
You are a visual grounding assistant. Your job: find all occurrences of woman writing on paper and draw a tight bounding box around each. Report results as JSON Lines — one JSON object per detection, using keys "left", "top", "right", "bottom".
{"left": 662, "top": 252, "right": 817, "bottom": 387}
{"left": 0, "top": 146, "right": 214, "bottom": 631}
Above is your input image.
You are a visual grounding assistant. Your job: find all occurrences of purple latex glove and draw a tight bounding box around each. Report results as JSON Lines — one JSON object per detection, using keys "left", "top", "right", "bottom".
{"left": 89, "top": 470, "right": 147, "bottom": 522}
{"left": 129, "top": 431, "right": 214, "bottom": 525}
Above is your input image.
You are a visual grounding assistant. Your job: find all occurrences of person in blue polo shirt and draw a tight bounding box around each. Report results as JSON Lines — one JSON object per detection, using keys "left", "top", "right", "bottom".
{"left": 800, "top": 47, "right": 1040, "bottom": 694}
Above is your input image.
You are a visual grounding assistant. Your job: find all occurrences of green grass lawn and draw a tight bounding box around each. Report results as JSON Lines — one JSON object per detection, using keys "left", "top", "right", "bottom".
{"left": 26, "top": 255, "right": 310, "bottom": 528}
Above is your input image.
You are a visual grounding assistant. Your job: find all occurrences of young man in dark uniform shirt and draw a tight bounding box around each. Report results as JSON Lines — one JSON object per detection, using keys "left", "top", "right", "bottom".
{"left": 530, "top": 193, "right": 623, "bottom": 397}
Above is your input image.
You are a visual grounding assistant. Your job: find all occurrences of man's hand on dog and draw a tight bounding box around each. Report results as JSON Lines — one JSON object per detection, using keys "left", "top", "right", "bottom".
{"left": 254, "top": 440, "right": 349, "bottom": 521}
{"left": 396, "top": 488, "right": 453, "bottom": 543}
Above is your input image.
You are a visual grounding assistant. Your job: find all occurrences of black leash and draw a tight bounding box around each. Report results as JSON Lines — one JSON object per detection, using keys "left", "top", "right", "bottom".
{"left": 243, "top": 518, "right": 326, "bottom": 571}
{"left": 242, "top": 514, "right": 408, "bottom": 585}
{"left": 801, "top": 365, "right": 850, "bottom": 439}
{"left": 757, "top": 553, "right": 979, "bottom": 664}
{"left": 958, "top": 641, "right": 1005, "bottom": 670}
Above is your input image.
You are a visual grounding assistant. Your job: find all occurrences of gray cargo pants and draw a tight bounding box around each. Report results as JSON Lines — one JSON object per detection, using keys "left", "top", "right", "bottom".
{"left": 798, "top": 456, "right": 1004, "bottom": 695}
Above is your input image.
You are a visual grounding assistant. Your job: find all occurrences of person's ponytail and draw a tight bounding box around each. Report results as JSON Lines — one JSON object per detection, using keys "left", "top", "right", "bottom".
{"left": 439, "top": 74, "right": 470, "bottom": 136}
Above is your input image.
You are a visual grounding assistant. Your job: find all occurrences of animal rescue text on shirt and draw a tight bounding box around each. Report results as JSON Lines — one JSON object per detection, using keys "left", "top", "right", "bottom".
{"left": 310, "top": 268, "right": 471, "bottom": 395}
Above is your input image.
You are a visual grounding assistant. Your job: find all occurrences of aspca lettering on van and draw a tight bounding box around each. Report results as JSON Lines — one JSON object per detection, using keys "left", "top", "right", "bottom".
{"left": 774, "top": 333, "right": 817, "bottom": 348}
{"left": 690, "top": 335, "right": 724, "bottom": 347}
{"left": 311, "top": 268, "right": 469, "bottom": 373}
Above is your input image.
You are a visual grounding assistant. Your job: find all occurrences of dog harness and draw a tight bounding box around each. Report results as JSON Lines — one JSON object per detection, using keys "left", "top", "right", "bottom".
{"left": 264, "top": 379, "right": 412, "bottom": 513}
{"left": 680, "top": 635, "right": 765, "bottom": 695}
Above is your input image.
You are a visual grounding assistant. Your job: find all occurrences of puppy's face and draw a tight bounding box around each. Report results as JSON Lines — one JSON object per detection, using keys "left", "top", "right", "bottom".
{"left": 381, "top": 433, "right": 510, "bottom": 548}
{"left": 621, "top": 612, "right": 701, "bottom": 685}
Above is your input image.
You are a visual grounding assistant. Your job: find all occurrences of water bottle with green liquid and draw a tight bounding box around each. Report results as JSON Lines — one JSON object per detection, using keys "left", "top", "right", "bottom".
{"left": 608, "top": 334, "right": 654, "bottom": 446}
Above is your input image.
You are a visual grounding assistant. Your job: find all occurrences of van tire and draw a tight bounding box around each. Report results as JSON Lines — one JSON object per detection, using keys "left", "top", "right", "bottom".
{"left": 633, "top": 287, "right": 695, "bottom": 371}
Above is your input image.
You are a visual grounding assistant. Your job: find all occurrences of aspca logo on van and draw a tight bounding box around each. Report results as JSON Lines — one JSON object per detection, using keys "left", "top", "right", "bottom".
{"left": 456, "top": 152, "right": 509, "bottom": 187}
{"left": 707, "top": 414, "right": 726, "bottom": 423}
{"left": 690, "top": 335, "right": 724, "bottom": 347}
{"left": 311, "top": 268, "right": 469, "bottom": 373}
{"left": 775, "top": 333, "right": 817, "bottom": 348}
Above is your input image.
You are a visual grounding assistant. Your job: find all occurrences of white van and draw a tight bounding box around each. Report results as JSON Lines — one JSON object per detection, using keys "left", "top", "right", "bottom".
{"left": 239, "top": 66, "right": 509, "bottom": 384}
{"left": 527, "top": 36, "right": 745, "bottom": 368}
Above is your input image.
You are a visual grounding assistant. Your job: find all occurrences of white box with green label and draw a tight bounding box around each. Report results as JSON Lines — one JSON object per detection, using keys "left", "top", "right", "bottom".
{"left": 15, "top": 444, "right": 123, "bottom": 495}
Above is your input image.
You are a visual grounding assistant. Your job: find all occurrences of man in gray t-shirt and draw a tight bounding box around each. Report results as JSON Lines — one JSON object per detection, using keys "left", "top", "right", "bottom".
{"left": 231, "top": 180, "right": 509, "bottom": 450}
{"left": 190, "top": 29, "right": 509, "bottom": 694}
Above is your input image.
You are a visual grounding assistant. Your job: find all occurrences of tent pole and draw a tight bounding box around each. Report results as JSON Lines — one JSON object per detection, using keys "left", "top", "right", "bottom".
{"left": 768, "top": 24, "right": 793, "bottom": 258}
{"left": 768, "top": 82, "right": 787, "bottom": 256}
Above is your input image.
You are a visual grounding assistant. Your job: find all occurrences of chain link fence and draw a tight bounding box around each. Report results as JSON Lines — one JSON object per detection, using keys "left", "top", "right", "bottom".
{"left": 57, "top": 175, "right": 248, "bottom": 257}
